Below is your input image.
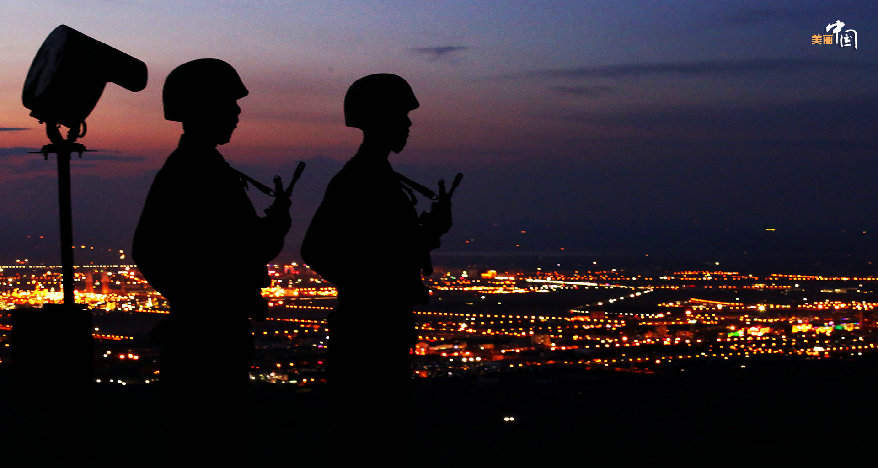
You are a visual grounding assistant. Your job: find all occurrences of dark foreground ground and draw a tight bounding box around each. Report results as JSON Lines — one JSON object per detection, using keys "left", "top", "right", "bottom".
{"left": 2, "top": 355, "right": 876, "bottom": 467}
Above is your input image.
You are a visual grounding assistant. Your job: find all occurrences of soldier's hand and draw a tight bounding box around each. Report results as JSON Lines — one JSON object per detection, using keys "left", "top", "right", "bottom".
{"left": 423, "top": 199, "right": 452, "bottom": 236}
{"left": 265, "top": 175, "right": 292, "bottom": 232}
{"left": 422, "top": 176, "right": 458, "bottom": 235}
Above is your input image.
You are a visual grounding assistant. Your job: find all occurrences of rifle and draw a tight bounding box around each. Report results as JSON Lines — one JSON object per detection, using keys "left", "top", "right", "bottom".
{"left": 397, "top": 172, "right": 462, "bottom": 202}
{"left": 233, "top": 160, "right": 306, "bottom": 198}
{"left": 399, "top": 172, "right": 463, "bottom": 276}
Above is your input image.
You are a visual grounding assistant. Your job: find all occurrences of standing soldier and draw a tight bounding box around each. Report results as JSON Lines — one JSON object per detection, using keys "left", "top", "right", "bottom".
{"left": 302, "top": 73, "right": 457, "bottom": 468}
{"left": 133, "top": 58, "right": 292, "bottom": 465}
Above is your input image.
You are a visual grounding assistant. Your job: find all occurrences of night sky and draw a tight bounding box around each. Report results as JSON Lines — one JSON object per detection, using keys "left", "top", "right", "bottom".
{"left": 1, "top": 1, "right": 876, "bottom": 272}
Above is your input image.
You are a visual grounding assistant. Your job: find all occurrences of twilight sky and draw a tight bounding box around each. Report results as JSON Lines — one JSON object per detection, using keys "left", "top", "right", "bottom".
{"left": 1, "top": 1, "right": 876, "bottom": 272}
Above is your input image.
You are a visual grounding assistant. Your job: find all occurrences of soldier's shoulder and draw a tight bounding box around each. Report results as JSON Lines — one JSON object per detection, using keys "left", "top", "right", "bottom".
{"left": 328, "top": 162, "right": 369, "bottom": 188}
{"left": 149, "top": 150, "right": 210, "bottom": 197}
{"left": 156, "top": 148, "right": 192, "bottom": 175}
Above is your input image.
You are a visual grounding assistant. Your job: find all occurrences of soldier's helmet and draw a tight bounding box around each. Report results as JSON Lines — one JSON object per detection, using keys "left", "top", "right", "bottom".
{"left": 163, "top": 58, "right": 248, "bottom": 122}
{"left": 344, "top": 73, "right": 419, "bottom": 129}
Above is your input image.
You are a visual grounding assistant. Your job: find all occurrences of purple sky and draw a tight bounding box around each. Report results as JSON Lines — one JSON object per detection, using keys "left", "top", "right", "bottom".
{"left": 1, "top": 1, "right": 876, "bottom": 271}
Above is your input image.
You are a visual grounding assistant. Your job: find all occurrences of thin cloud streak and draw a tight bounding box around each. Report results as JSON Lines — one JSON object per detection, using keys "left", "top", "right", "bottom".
{"left": 507, "top": 58, "right": 878, "bottom": 80}
{"left": 410, "top": 46, "right": 470, "bottom": 62}
{"left": 0, "top": 146, "right": 144, "bottom": 162}
{"left": 82, "top": 151, "right": 147, "bottom": 162}
{"left": 558, "top": 95, "right": 878, "bottom": 145}
{"left": 719, "top": 7, "right": 823, "bottom": 26}
{"left": 0, "top": 147, "right": 36, "bottom": 157}
{"left": 548, "top": 85, "right": 616, "bottom": 97}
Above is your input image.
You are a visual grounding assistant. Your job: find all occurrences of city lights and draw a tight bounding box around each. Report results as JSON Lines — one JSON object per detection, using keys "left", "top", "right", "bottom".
{"left": 0, "top": 263, "right": 876, "bottom": 385}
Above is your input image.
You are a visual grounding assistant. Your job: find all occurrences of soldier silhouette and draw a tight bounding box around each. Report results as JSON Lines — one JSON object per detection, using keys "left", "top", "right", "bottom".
{"left": 132, "top": 58, "right": 292, "bottom": 465}
{"left": 302, "top": 74, "right": 456, "bottom": 468}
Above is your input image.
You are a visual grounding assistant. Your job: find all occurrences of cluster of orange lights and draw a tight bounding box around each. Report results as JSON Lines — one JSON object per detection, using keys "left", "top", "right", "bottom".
{"left": 3, "top": 264, "right": 878, "bottom": 382}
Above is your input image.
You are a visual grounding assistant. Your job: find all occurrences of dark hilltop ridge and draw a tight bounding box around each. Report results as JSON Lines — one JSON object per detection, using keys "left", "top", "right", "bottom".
{"left": 1, "top": 354, "right": 875, "bottom": 467}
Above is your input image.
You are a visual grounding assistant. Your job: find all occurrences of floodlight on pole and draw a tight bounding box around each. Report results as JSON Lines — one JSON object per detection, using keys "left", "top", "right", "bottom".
{"left": 22, "top": 24, "right": 147, "bottom": 306}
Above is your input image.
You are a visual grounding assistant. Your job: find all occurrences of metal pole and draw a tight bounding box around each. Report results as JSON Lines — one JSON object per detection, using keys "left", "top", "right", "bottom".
{"left": 44, "top": 123, "right": 78, "bottom": 305}
{"left": 56, "top": 145, "right": 75, "bottom": 305}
